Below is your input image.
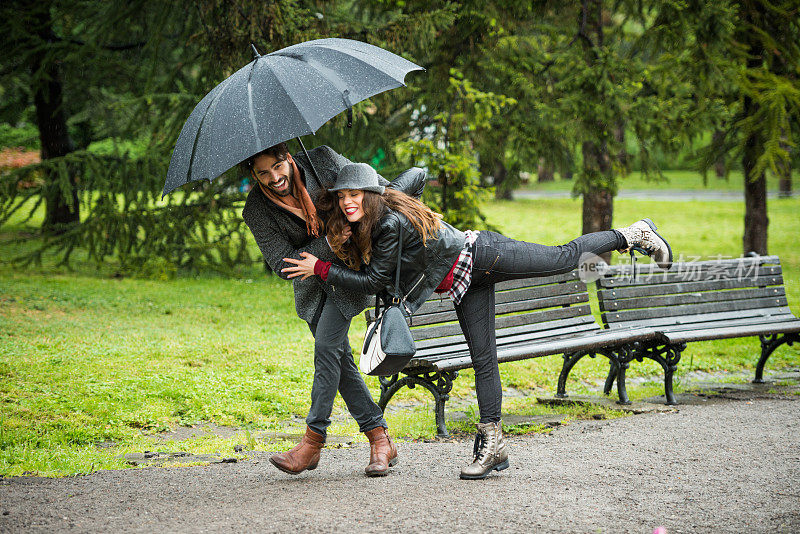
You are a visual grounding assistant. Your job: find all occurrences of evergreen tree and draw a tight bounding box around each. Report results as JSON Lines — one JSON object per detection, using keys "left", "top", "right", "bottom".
{"left": 483, "top": 1, "right": 698, "bottom": 255}
{"left": 0, "top": 1, "right": 331, "bottom": 273}
{"left": 647, "top": 0, "right": 800, "bottom": 255}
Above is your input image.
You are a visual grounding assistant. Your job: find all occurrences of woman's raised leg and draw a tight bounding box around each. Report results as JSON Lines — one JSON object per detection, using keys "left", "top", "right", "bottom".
{"left": 472, "top": 229, "right": 624, "bottom": 283}
{"left": 471, "top": 218, "right": 671, "bottom": 284}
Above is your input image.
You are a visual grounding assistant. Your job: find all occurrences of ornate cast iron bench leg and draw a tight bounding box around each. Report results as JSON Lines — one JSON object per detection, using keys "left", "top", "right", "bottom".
{"left": 754, "top": 333, "right": 800, "bottom": 383}
{"left": 556, "top": 348, "right": 625, "bottom": 402}
{"left": 603, "top": 359, "right": 618, "bottom": 397}
{"left": 601, "top": 345, "right": 633, "bottom": 405}
{"left": 607, "top": 344, "right": 635, "bottom": 405}
{"left": 378, "top": 369, "right": 458, "bottom": 437}
{"left": 627, "top": 341, "right": 686, "bottom": 405}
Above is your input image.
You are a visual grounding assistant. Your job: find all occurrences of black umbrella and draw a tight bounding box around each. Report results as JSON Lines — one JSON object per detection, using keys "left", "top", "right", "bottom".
{"left": 163, "top": 38, "right": 423, "bottom": 196}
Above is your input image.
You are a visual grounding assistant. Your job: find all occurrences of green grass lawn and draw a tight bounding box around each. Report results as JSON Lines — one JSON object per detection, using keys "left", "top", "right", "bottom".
{"left": 519, "top": 169, "right": 796, "bottom": 192}
{"left": 1, "top": 194, "right": 799, "bottom": 476}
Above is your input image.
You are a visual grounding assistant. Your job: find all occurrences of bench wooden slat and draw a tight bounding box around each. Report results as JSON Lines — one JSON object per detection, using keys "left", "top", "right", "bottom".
{"left": 600, "top": 286, "right": 786, "bottom": 312}
{"left": 413, "top": 315, "right": 597, "bottom": 347}
{"left": 366, "top": 280, "right": 588, "bottom": 322}
{"left": 659, "top": 319, "right": 800, "bottom": 344}
{"left": 598, "top": 265, "right": 781, "bottom": 288}
{"left": 416, "top": 323, "right": 647, "bottom": 363}
{"left": 411, "top": 304, "right": 591, "bottom": 339}
{"left": 494, "top": 271, "right": 581, "bottom": 291}
{"left": 493, "top": 292, "right": 589, "bottom": 315}
{"left": 605, "top": 256, "right": 780, "bottom": 278}
{"left": 495, "top": 281, "right": 585, "bottom": 304}
{"left": 413, "top": 322, "right": 603, "bottom": 358}
{"left": 596, "top": 274, "right": 785, "bottom": 301}
{"left": 603, "top": 306, "right": 796, "bottom": 329}
{"left": 404, "top": 298, "right": 454, "bottom": 318}
{"left": 428, "top": 328, "right": 660, "bottom": 371}
{"left": 653, "top": 314, "right": 798, "bottom": 333}
{"left": 603, "top": 296, "right": 788, "bottom": 324}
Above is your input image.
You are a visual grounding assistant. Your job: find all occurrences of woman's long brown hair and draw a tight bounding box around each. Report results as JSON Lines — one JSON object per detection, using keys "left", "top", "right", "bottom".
{"left": 323, "top": 188, "right": 443, "bottom": 269}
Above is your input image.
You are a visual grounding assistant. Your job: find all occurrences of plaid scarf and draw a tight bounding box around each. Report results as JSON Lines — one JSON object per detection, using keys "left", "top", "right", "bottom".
{"left": 445, "top": 230, "right": 480, "bottom": 305}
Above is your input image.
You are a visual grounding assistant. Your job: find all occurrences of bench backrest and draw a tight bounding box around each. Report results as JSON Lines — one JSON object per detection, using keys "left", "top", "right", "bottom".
{"left": 596, "top": 255, "right": 793, "bottom": 329}
{"left": 366, "top": 270, "right": 599, "bottom": 362}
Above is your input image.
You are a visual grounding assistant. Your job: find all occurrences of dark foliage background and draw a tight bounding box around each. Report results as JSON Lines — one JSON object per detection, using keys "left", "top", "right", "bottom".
{"left": 1, "top": 0, "right": 798, "bottom": 275}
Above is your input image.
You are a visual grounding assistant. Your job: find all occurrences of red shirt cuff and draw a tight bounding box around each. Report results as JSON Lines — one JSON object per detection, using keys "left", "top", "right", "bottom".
{"left": 435, "top": 259, "right": 458, "bottom": 293}
{"left": 314, "top": 260, "right": 332, "bottom": 281}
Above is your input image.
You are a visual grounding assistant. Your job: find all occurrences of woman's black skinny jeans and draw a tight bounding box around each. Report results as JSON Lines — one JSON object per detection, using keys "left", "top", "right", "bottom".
{"left": 454, "top": 230, "right": 627, "bottom": 424}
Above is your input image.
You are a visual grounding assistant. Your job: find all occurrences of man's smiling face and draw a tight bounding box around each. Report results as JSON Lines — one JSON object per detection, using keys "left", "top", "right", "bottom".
{"left": 252, "top": 153, "right": 294, "bottom": 197}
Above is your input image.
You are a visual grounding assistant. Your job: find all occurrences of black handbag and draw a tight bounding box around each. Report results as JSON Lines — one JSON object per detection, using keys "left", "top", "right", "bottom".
{"left": 359, "top": 229, "right": 416, "bottom": 376}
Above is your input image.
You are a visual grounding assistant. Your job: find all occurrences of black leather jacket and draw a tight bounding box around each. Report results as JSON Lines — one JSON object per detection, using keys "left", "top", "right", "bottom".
{"left": 326, "top": 209, "right": 466, "bottom": 315}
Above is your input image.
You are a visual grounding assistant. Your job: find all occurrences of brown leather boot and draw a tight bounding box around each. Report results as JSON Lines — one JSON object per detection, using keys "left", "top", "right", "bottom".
{"left": 364, "top": 426, "right": 398, "bottom": 477}
{"left": 269, "top": 427, "right": 324, "bottom": 475}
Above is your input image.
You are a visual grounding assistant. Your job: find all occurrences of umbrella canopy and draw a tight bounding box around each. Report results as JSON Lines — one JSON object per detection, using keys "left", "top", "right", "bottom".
{"left": 163, "top": 38, "right": 423, "bottom": 196}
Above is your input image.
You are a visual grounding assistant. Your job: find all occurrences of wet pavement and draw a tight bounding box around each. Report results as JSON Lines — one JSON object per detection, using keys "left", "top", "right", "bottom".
{"left": 2, "top": 373, "right": 799, "bottom": 533}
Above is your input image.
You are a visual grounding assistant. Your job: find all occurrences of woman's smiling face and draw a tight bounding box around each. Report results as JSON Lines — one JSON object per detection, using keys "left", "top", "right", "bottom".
{"left": 337, "top": 189, "right": 365, "bottom": 223}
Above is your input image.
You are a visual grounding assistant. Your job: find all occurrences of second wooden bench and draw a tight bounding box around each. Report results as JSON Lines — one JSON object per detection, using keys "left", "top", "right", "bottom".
{"left": 369, "top": 270, "right": 657, "bottom": 436}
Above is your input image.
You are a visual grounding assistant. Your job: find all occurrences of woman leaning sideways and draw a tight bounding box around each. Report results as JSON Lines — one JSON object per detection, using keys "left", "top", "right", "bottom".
{"left": 283, "top": 163, "right": 672, "bottom": 480}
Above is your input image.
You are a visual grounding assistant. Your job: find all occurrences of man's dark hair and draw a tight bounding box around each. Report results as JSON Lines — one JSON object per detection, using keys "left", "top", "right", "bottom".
{"left": 240, "top": 142, "right": 290, "bottom": 173}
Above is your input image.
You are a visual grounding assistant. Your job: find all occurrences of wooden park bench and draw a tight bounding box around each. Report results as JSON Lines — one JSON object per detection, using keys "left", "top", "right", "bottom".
{"left": 581, "top": 255, "right": 800, "bottom": 405}
{"left": 367, "top": 271, "right": 658, "bottom": 436}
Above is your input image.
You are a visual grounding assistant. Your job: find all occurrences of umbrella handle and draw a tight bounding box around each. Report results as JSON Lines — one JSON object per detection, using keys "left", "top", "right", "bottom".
{"left": 296, "top": 137, "right": 325, "bottom": 190}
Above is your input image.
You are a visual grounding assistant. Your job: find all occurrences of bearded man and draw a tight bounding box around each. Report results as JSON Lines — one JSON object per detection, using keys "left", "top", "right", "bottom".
{"left": 241, "top": 142, "right": 424, "bottom": 477}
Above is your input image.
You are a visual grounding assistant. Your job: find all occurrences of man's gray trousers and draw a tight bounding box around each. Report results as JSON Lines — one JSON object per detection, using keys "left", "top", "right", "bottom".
{"left": 306, "top": 297, "right": 387, "bottom": 438}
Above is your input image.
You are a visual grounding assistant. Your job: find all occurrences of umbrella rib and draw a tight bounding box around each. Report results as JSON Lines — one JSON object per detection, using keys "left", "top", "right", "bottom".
{"left": 302, "top": 43, "right": 419, "bottom": 83}
{"left": 271, "top": 48, "right": 417, "bottom": 114}
{"left": 246, "top": 61, "right": 262, "bottom": 152}
{"left": 264, "top": 58, "right": 317, "bottom": 134}
{"left": 188, "top": 75, "right": 235, "bottom": 181}
{"left": 272, "top": 54, "right": 354, "bottom": 121}
{"left": 187, "top": 101, "right": 214, "bottom": 182}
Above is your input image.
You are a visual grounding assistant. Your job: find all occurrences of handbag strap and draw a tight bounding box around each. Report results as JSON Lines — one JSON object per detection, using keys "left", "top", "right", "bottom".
{"left": 375, "top": 222, "right": 405, "bottom": 316}
{"left": 393, "top": 225, "right": 404, "bottom": 301}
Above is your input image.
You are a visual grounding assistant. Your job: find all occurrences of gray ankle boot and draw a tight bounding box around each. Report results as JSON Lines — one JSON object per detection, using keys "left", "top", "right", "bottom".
{"left": 460, "top": 421, "right": 509, "bottom": 480}
{"left": 616, "top": 218, "right": 673, "bottom": 269}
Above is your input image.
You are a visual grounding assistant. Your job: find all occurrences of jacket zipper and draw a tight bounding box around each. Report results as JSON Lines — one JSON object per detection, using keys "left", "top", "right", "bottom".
{"left": 404, "top": 273, "right": 425, "bottom": 298}
{"left": 401, "top": 273, "right": 425, "bottom": 315}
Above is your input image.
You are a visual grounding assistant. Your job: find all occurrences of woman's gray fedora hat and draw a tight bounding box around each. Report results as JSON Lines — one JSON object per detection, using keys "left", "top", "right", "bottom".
{"left": 329, "top": 163, "right": 385, "bottom": 194}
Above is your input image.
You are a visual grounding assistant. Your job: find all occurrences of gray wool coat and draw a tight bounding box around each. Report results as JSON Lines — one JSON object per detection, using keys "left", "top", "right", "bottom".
{"left": 241, "top": 145, "right": 425, "bottom": 324}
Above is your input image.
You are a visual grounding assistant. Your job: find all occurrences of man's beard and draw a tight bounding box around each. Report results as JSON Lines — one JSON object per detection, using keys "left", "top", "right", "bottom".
{"left": 270, "top": 164, "right": 294, "bottom": 197}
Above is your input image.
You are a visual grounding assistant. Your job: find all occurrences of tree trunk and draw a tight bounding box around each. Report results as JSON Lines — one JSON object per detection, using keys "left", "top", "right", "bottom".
{"left": 742, "top": 106, "right": 768, "bottom": 255}
{"left": 536, "top": 158, "right": 555, "bottom": 182}
{"left": 741, "top": 22, "right": 767, "bottom": 256}
{"left": 582, "top": 187, "right": 614, "bottom": 263}
{"left": 778, "top": 171, "right": 792, "bottom": 198}
{"left": 31, "top": 5, "right": 79, "bottom": 232}
{"left": 492, "top": 161, "right": 513, "bottom": 200}
{"left": 712, "top": 130, "right": 726, "bottom": 178}
{"left": 582, "top": 141, "right": 614, "bottom": 263}
{"left": 614, "top": 121, "right": 628, "bottom": 169}
{"left": 742, "top": 160, "right": 768, "bottom": 255}
{"left": 777, "top": 140, "right": 792, "bottom": 198}
{"left": 578, "top": 0, "right": 614, "bottom": 264}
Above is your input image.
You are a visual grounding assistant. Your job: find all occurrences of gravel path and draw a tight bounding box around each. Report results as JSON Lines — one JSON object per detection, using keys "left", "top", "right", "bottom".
{"left": 2, "top": 391, "right": 799, "bottom": 533}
